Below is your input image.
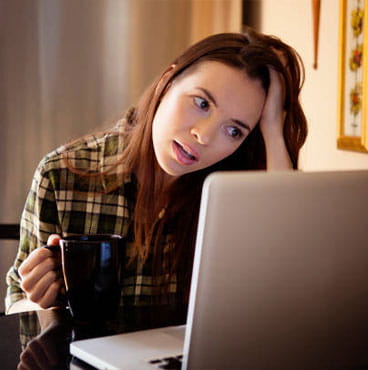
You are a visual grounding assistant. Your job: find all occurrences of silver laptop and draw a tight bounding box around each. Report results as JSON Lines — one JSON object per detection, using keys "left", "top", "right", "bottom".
{"left": 70, "top": 170, "right": 368, "bottom": 370}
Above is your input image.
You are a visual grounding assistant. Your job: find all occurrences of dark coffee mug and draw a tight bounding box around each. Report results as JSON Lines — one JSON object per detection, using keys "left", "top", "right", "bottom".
{"left": 58, "top": 234, "right": 124, "bottom": 323}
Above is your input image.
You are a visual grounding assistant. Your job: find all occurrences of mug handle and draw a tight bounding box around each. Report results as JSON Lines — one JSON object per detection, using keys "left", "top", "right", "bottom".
{"left": 43, "top": 242, "right": 68, "bottom": 307}
{"left": 44, "top": 245, "right": 60, "bottom": 251}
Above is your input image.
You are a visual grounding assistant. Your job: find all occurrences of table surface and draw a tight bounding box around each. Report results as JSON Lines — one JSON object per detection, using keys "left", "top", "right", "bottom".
{"left": 1, "top": 304, "right": 187, "bottom": 369}
{"left": 1, "top": 311, "right": 22, "bottom": 368}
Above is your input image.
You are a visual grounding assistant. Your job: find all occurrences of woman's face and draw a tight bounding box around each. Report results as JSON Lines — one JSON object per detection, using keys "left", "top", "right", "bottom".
{"left": 152, "top": 61, "right": 266, "bottom": 178}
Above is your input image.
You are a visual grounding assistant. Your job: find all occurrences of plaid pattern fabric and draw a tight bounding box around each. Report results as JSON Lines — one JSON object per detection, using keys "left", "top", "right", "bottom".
{"left": 5, "top": 119, "right": 177, "bottom": 313}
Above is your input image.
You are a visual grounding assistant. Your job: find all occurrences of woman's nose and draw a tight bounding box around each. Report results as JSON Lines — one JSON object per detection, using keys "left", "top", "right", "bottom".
{"left": 190, "top": 119, "right": 217, "bottom": 145}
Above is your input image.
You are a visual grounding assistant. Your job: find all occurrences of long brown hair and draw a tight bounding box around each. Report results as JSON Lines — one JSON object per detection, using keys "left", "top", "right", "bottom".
{"left": 121, "top": 27, "right": 307, "bottom": 300}
{"left": 66, "top": 26, "right": 308, "bottom": 302}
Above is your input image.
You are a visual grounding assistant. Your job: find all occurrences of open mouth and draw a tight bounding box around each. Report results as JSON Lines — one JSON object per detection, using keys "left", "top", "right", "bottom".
{"left": 173, "top": 141, "right": 198, "bottom": 164}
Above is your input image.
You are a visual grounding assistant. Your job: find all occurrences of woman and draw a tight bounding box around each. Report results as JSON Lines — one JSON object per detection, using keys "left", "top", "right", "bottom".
{"left": 6, "top": 26, "right": 307, "bottom": 314}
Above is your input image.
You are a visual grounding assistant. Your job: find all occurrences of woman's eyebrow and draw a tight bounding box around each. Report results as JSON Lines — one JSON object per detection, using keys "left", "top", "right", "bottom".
{"left": 197, "top": 87, "right": 251, "bottom": 132}
{"left": 232, "top": 118, "right": 251, "bottom": 132}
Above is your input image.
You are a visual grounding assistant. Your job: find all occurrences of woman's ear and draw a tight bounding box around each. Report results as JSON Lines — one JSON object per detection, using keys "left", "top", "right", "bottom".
{"left": 155, "top": 64, "right": 176, "bottom": 97}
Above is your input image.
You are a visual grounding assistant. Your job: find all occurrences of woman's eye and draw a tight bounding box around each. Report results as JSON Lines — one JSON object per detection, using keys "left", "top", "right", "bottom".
{"left": 193, "top": 96, "right": 210, "bottom": 111}
{"left": 226, "top": 126, "right": 243, "bottom": 139}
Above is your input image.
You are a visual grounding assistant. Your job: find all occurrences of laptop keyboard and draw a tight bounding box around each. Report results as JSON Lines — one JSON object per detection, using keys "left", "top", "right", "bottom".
{"left": 148, "top": 354, "right": 183, "bottom": 369}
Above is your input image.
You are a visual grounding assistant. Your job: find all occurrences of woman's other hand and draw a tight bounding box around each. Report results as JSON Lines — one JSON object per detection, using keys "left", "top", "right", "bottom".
{"left": 18, "top": 235, "right": 63, "bottom": 309}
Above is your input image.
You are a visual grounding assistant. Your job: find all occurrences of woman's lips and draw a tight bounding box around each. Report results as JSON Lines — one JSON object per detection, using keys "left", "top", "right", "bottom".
{"left": 172, "top": 141, "right": 199, "bottom": 165}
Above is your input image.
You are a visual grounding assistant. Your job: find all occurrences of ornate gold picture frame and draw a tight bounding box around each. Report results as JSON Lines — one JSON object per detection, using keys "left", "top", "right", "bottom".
{"left": 337, "top": 0, "right": 368, "bottom": 152}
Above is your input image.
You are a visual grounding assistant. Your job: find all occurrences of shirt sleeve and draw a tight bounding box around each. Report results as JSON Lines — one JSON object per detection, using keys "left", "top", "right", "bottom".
{"left": 5, "top": 156, "right": 61, "bottom": 313}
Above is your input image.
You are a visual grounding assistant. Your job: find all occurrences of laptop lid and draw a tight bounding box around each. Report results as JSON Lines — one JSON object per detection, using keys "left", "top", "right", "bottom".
{"left": 183, "top": 170, "right": 368, "bottom": 370}
{"left": 71, "top": 170, "right": 368, "bottom": 370}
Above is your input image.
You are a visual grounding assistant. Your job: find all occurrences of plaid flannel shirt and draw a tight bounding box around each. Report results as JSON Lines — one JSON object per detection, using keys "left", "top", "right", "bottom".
{"left": 5, "top": 119, "right": 178, "bottom": 313}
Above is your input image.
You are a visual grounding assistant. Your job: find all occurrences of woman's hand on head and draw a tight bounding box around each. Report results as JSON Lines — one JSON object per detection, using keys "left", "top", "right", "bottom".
{"left": 259, "top": 67, "right": 293, "bottom": 170}
{"left": 18, "top": 234, "right": 63, "bottom": 309}
{"left": 259, "top": 67, "right": 285, "bottom": 140}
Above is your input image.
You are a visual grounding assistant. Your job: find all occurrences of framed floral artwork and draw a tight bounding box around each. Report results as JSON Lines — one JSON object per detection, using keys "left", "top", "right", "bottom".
{"left": 337, "top": 0, "right": 368, "bottom": 152}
